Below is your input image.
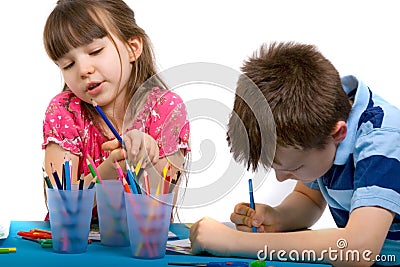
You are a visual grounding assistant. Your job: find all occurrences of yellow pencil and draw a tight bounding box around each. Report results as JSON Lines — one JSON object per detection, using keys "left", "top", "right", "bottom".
{"left": 155, "top": 180, "right": 161, "bottom": 196}
{"left": 135, "top": 155, "right": 144, "bottom": 175}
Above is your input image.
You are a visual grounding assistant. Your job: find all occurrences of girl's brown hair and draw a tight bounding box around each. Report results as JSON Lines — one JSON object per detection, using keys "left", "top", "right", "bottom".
{"left": 43, "top": 0, "right": 162, "bottom": 129}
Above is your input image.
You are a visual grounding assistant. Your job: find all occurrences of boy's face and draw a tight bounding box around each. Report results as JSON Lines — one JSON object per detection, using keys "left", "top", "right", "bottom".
{"left": 271, "top": 141, "right": 337, "bottom": 183}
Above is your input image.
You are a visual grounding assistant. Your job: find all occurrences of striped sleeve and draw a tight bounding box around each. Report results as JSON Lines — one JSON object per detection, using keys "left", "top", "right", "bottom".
{"left": 351, "top": 107, "right": 400, "bottom": 220}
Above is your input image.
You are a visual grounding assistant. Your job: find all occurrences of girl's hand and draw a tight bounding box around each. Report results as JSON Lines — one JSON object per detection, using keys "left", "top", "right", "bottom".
{"left": 123, "top": 129, "right": 159, "bottom": 166}
{"left": 101, "top": 139, "right": 127, "bottom": 176}
{"left": 101, "top": 139, "right": 126, "bottom": 163}
{"left": 230, "top": 202, "right": 280, "bottom": 233}
{"left": 190, "top": 216, "right": 238, "bottom": 256}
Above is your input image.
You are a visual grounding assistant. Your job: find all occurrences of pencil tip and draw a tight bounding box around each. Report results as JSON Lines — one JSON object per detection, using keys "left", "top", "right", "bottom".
{"left": 90, "top": 98, "right": 97, "bottom": 106}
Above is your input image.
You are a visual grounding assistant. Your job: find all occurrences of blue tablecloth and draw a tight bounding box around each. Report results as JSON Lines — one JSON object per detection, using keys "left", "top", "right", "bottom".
{"left": 0, "top": 221, "right": 330, "bottom": 267}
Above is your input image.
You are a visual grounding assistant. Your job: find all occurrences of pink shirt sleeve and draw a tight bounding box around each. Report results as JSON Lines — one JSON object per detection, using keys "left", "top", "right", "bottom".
{"left": 42, "top": 91, "right": 84, "bottom": 155}
{"left": 148, "top": 90, "right": 190, "bottom": 157}
{"left": 42, "top": 91, "right": 109, "bottom": 176}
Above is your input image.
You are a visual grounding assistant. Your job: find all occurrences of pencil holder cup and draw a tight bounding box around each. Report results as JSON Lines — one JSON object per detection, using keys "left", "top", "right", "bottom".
{"left": 96, "top": 180, "right": 129, "bottom": 246}
{"left": 46, "top": 188, "right": 95, "bottom": 254}
{"left": 124, "top": 192, "right": 174, "bottom": 259}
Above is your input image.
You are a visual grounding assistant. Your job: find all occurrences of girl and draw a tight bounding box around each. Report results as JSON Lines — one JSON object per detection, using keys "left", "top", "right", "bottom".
{"left": 42, "top": 0, "right": 190, "bottom": 222}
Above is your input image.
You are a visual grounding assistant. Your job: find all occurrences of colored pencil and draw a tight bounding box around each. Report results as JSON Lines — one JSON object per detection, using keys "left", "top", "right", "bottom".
{"left": 122, "top": 177, "right": 131, "bottom": 193}
{"left": 175, "top": 171, "right": 182, "bottom": 184}
{"left": 130, "top": 161, "right": 142, "bottom": 194}
{"left": 91, "top": 99, "right": 144, "bottom": 194}
{"left": 64, "top": 158, "right": 71, "bottom": 190}
{"left": 44, "top": 176, "right": 53, "bottom": 189}
{"left": 62, "top": 163, "right": 66, "bottom": 190}
{"left": 135, "top": 155, "right": 144, "bottom": 175}
{"left": 86, "top": 156, "right": 103, "bottom": 184}
{"left": 169, "top": 170, "right": 182, "bottom": 193}
{"left": 91, "top": 99, "right": 123, "bottom": 144}
{"left": 78, "top": 173, "right": 84, "bottom": 190}
{"left": 143, "top": 170, "right": 150, "bottom": 195}
{"left": 0, "top": 248, "right": 16, "bottom": 254}
{"left": 248, "top": 178, "right": 257, "bottom": 233}
{"left": 90, "top": 99, "right": 147, "bottom": 194}
{"left": 155, "top": 180, "right": 161, "bottom": 196}
{"left": 42, "top": 167, "right": 53, "bottom": 189}
{"left": 125, "top": 161, "right": 139, "bottom": 194}
{"left": 113, "top": 160, "right": 124, "bottom": 181}
{"left": 32, "top": 228, "right": 51, "bottom": 234}
{"left": 50, "top": 163, "right": 63, "bottom": 190}
{"left": 162, "top": 161, "right": 171, "bottom": 194}
{"left": 88, "top": 178, "right": 96, "bottom": 189}
{"left": 87, "top": 155, "right": 102, "bottom": 183}
{"left": 86, "top": 158, "right": 97, "bottom": 178}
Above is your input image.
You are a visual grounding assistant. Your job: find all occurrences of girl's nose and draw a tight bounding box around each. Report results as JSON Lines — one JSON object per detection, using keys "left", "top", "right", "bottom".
{"left": 78, "top": 59, "right": 95, "bottom": 78}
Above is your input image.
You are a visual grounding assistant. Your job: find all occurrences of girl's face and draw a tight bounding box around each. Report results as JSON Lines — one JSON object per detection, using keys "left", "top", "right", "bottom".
{"left": 56, "top": 35, "right": 138, "bottom": 113}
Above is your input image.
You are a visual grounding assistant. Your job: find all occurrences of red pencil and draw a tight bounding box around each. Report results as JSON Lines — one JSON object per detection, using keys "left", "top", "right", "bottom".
{"left": 144, "top": 170, "right": 150, "bottom": 195}
{"left": 122, "top": 177, "right": 131, "bottom": 193}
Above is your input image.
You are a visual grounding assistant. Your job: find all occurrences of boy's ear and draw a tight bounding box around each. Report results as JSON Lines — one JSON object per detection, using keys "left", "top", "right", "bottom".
{"left": 127, "top": 36, "right": 143, "bottom": 62}
{"left": 331, "top": 121, "right": 347, "bottom": 144}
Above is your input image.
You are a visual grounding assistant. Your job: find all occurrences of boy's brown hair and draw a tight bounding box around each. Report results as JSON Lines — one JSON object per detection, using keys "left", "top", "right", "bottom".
{"left": 227, "top": 41, "right": 352, "bottom": 171}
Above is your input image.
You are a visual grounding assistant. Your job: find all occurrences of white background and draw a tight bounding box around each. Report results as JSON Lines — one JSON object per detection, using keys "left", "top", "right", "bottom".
{"left": 1, "top": 0, "right": 399, "bottom": 230}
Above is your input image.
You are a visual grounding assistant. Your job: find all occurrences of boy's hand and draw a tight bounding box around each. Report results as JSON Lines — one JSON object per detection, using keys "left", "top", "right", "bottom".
{"left": 190, "top": 216, "right": 237, "bottom": 256}
{"left": 230, "top": 202, "right": 280, "bottom": 233}
{"left": 123, "top": 129, "right": 159, "bottom": 166}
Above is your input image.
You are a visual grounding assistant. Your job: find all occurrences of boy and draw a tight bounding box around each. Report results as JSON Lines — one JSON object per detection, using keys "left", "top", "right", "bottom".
{"left": 189, "top": 42, "right": 400, "bottom": 266}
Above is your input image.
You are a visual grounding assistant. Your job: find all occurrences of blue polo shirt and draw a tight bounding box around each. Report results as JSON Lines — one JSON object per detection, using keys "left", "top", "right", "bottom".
{"left": 306, "top": 75, "right": 400, "bottom": 265}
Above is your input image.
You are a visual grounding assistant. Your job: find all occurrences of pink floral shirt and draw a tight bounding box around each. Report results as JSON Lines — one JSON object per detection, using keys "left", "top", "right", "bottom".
{"left": 42, "top": 87, "right": 190, "bottom": 176}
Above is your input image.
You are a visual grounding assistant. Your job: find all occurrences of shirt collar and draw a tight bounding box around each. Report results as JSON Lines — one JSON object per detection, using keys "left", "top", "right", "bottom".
{"left": 334, "top": 75, "right": 370, "bottom": 165}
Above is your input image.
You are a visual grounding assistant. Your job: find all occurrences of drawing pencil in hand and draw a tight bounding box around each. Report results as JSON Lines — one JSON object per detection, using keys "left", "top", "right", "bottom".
{"left": 91, "top": 99, "right": 123, "bottom": 144}
{"left": 248, "top": 178, "right": 257, "bottom": 233}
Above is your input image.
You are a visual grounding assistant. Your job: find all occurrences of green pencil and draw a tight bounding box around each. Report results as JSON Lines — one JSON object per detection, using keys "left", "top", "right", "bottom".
{"left": 44, "top": 176, "right": 53, "bottom": 189}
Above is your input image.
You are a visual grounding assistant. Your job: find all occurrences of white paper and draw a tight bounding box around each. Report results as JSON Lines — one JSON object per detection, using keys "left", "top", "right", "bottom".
{"left": 166, "top": 238, "right": 192, "bottom": 255}
{"left": 0, "top": 218, "right": 10, "bottom": 239}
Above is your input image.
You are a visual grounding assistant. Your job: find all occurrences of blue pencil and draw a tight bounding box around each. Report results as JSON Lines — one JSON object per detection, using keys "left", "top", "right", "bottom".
{"left": 64, "top": 159, "right": 71, "bottom": 190}
{"left": 50, "top": 163, "right": 63, "bottom": 190}
{"left": 91, "top": 99, "right": 142, "bottom": 194}
{"left": 125, "top": 161, "right": 139, "bottom": 194}
{"left": 248, "top": 178, "right": 257, "bottom": 233}
{"left": 91, "top": 99, "right": 123, "bottom": 144}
